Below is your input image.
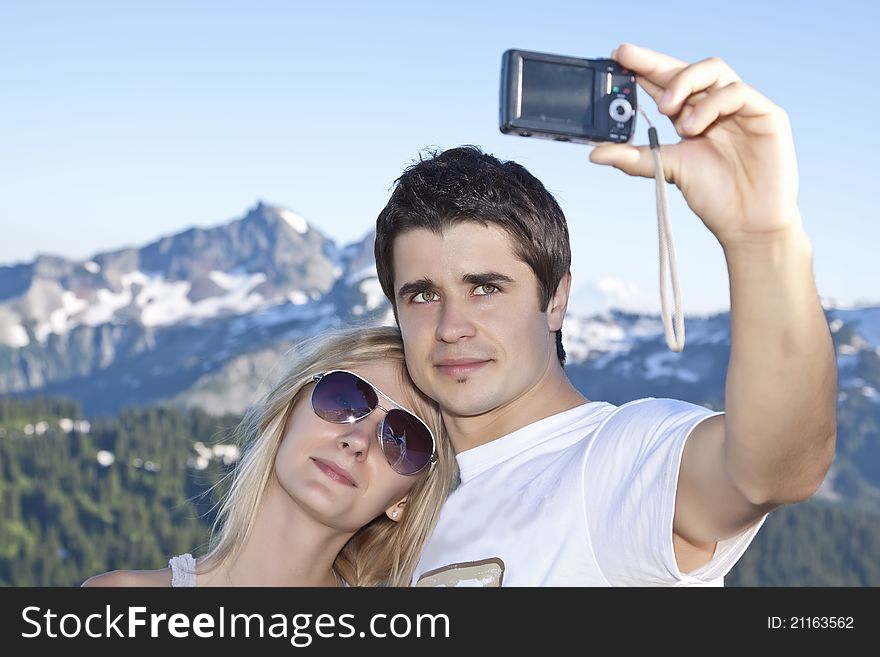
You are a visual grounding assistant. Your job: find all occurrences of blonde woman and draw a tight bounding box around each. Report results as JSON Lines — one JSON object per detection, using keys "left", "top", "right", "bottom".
{"left": 83, "top": 326, "right": 455, "bottom": 587}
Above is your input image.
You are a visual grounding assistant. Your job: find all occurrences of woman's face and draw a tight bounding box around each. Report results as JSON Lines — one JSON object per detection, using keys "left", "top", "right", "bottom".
{"left": 274, "top": 361, "right": 427, "bottom": 532}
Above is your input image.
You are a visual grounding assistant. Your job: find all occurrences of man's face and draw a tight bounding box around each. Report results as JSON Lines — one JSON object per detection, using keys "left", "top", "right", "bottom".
{"left": 392, "top": 222, "right": 565, "bottom": 421}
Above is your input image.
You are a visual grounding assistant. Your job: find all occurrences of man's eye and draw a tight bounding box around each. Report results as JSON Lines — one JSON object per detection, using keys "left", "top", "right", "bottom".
{"left": 473, "top": 284, "right": 498, "bottom": 296}
{"left": 413, "top": 290, "right": 438, "bottom": 303}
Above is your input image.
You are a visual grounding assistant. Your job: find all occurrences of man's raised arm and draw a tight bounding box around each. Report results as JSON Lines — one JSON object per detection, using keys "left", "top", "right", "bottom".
{"left": 590, "top": 43, "right": 837, "bottom": 572}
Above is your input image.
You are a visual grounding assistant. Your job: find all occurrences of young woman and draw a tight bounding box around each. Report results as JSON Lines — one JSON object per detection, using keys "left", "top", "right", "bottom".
{"left": 82, "top": 325, "right": 455, "bottom": 587}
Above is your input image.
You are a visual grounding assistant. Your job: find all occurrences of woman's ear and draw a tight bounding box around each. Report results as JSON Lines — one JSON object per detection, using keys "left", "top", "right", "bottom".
{"left": 385, "top": 496, "right": 408, "bottom": 523}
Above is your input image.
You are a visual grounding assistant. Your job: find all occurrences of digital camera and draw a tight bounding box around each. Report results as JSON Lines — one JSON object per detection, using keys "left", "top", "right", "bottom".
{"left": 499, "top": 49, "right": 637, "bottom": 145}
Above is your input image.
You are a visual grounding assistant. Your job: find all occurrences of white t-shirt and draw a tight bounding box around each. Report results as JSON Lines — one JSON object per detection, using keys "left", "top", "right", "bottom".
{"left": 413, "top": 398, "right": 767, "bottom": 587}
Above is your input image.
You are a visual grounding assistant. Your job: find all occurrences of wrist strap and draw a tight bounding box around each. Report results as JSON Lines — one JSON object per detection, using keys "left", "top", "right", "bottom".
{"left": 641, "top": 108, "right": 685, "bottom": 352}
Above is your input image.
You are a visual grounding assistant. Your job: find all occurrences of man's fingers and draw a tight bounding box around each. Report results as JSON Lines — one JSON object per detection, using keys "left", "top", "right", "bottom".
{"left": 638, "top": 76, "right": 710, "bottom": 123}
{"left": 615, "top": 45, "right": 744, "bottom": 121}
{"left": 612, "top": 43, "right": 689, "bottom": 89}
{"left": 635, "top": 76, "right": 665, "bottom": 106}
{"left": 659, "top": 57, "right": 741, "bottom": 116}
{"left": 678, "top": 81, "right": 779, "bottom": 136}
{"left": 589, "top": 143, "right": 679, "bottom": 182}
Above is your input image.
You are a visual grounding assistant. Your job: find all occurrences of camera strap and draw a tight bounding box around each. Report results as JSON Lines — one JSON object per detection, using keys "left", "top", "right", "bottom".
{"left": 639, "top": 108, "right": 685, "bottom": 352}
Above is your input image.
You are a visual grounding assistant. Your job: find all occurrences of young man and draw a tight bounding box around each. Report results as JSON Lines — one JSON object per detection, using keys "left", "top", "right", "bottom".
{"left": 374, "top": 44, "right": 837, "bottom": 586}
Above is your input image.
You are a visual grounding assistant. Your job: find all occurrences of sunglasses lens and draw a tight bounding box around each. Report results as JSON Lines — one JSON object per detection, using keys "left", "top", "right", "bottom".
{"left": 312, "top": 371, "right": 378, "bottom": 423}
{"left": 381, "top": 409, "right": 434, "bottom": 475}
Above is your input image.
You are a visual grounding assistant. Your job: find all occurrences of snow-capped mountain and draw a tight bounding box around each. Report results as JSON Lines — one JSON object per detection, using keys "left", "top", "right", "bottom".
{"left": 0, "top": 202, "right": 388, "bottom": 397}
{"left": 0, "top": 202, "right": 365, "bottom": 348}
{"left": 1, "top": 203, "right": 878, "bottom": 513}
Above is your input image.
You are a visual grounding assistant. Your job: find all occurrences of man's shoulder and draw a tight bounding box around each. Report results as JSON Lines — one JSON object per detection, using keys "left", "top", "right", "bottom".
{"left": 599, "top": 397, "right": 717, "bottom": 428}
{"left": 81, "top": 568, "right": 171, "bottom": 587}
{"left": 587, "top": 397, "right": 721, "bottom": 462}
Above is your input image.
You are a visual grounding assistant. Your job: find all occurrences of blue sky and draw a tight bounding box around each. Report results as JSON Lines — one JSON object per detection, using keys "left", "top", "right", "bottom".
{"left": 1, "top": 0, "right": 877, "bottom": 315}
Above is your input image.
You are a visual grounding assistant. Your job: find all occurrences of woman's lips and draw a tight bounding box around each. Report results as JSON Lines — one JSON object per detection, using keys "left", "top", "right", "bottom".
{"left": 312, "top": 458, "right": 357, "bottom": 487}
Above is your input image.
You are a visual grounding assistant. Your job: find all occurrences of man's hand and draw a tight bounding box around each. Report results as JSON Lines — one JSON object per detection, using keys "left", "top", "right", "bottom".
{"left": 590, "top": 43, "right": 801, "bottom": 247}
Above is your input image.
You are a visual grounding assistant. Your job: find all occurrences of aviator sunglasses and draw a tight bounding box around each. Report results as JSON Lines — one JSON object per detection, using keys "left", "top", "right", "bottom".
{"left": 310, "top": 370, "right": 438, "bottom": 476}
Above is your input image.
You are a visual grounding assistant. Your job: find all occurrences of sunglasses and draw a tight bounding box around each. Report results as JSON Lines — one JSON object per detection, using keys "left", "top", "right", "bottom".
{"left": 310, "top": 370, "right": 438, "bottom": 476}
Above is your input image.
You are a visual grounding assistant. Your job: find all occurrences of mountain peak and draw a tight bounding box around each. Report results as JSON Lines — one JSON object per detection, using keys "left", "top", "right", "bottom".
{"left": 249, "top": 201, "right": 310, "bottom": 235}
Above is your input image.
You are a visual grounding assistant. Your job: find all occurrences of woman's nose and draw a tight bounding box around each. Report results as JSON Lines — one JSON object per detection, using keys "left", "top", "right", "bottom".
{"left": 336, "top": 418, "right": 377, "bottom": 459}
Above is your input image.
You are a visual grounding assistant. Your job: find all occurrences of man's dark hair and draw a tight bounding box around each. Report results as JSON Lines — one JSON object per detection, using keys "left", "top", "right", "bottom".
{"left": 375, "top": 145, "right": 571, "bottom": 366}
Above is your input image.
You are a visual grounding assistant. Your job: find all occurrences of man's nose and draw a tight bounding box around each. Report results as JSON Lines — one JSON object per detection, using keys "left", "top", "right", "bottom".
{"left": 435, "top": 297, "right": 477, "bottom": 343}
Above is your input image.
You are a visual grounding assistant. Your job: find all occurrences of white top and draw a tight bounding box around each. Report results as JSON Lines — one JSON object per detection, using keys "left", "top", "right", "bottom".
{"left": 167, "top": 553, "right": 351, "bottom": 587}
{"left": 168, "top": 553, "right": 197, "bottom": 587}
{"left": 413, "top": 398, "right": 767, "bottom": 587}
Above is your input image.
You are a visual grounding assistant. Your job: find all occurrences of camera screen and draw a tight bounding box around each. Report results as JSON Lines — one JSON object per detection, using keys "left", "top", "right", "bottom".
{"left": 520, "top": 60, "right": 594, "bottom": 130}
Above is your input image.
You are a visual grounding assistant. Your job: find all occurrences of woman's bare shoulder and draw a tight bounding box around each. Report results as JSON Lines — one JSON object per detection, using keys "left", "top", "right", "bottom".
{"left": 81, "top": 568, "right": 172, "bottom": 587}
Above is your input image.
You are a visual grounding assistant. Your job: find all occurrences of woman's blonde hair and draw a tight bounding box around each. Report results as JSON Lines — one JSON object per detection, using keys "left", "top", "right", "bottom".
{"left": 202, "top": 324, "right": 456, "bottom": 586}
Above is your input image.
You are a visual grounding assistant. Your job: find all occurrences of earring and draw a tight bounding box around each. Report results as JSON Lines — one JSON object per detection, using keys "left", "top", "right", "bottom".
{"left": 391, "top": 510, "right": 399, "bottom": 519}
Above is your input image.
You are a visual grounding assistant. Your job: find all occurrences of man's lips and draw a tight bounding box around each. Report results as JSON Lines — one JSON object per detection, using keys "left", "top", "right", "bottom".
{"left": 312, "top": 458, "right": 357, "bottom": 487}
{"left": 434, "top": 358, "right": 490, "bottom": 377}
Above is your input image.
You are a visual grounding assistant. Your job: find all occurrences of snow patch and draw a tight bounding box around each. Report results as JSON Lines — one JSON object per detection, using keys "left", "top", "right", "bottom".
{"left": 682, "top": 320, "right": 728, "bottom": 345}
{"left": 27, "top": 269, "right": 274, "bottom": 336}
{"left": 140, "top": 271, "right": 268, "bottom": 326}
{"left": 831, "top": 307, "right": 880, "bottom": 345}
{"left": 644, "top": 351, "right": 699, "bottom": 382}
{"left": 813, "top": 465, "right": 841, "bottom": 502}
{"left": 83, "top": 261, "right": 101, "bottom": 274}
{"left": 278, "top": 208, "right": 309, "bottom": 234}
{"left": 568, "top": 313, "right": 666, "bottom": 363}
{"left": 288, "top": 290, "right": 309, "bottom": 305}
{"left": 3, "top": 324, "right": 30, "bottom": 348}
{"left": 80, "top": 281, "right": 135, "bottom": 327}
{"left": 138, "top": 280, "right": 191, "bottom": 326}
{"left": 189, "top": 441, "right": 241, "bottom": 470}
{"left": 346, "top": 264, "right": 378, "bottom": 284}
{"left": 34, "top": 290, "right": 90, "bottom": 342}
{"left": 359, "top": 278, "right": 386, "bottom": 312}
{"left": 0, "top": 306, "right": 34, "bottom": 347}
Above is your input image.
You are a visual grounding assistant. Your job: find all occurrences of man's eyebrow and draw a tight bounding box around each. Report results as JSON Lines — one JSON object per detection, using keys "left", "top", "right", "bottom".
{"left": 397, "top": 278, "right": 436, "bottom": 300}
{"left": 463, "top": 272, "right": 515, "bottom": 286}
